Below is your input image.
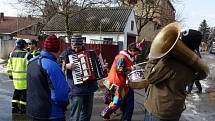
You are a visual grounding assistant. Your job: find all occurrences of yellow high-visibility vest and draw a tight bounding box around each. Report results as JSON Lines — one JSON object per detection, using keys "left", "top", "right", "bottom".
{"left": 31, "top": 49, "right": 40, "bottom": 56}
{"left": 7, "top": 50, "right": 30, "bottom": 90}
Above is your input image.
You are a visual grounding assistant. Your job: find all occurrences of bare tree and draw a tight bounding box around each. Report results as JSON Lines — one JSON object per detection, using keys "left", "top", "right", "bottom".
{"left": 170, "top": 0, "right": 185, "bottom": 27}
{"left": 114, "top": 0, "right": 183, "bottom": 34}
{"left": 170, "top": 0, "right": 183, "bottom": 3}
{"left": 137, "top": 0, "right": 163, "bottom": 34}
{"left": 111, "top": 0, "right": 183, "bottom": 60}
{"left": 17, "top": 0, "right": 113, "bottom": 42}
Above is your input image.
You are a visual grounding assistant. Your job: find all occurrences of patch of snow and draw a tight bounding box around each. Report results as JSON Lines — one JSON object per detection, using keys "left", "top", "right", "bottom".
{"left": 0, "top": 65, "right": 7, "bottom": 73}
{"left": 0, "top": 58, "right": 6, "bottom": 63}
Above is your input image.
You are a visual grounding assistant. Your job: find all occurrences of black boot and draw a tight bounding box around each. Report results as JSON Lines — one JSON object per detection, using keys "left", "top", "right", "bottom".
{"left": 20, "top": 104, "right": 26, "bottom": 114}
{"left": 12, "top": 108, "right": 20, "bottom": 113}
{"left": 12, "top": 103, "right": 20, "bottom": 114}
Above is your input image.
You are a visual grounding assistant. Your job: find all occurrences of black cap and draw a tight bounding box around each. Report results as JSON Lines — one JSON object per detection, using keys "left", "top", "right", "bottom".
{"left": 15, "top": 39, "right": 27, "bottom": 48}
{"left": 181, "top": 29, "right": 202, "bottom": 51}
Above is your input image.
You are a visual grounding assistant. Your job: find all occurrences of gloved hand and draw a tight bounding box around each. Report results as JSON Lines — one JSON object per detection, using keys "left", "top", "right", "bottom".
{"left": 9, "top": 75, "right": 13, "bottom": 80}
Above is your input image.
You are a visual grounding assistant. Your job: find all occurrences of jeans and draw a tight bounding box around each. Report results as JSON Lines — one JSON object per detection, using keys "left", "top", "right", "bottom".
{"left": 121, "top": 88, "right": 134, "bottom": 121}
{"left": 144, "top": 110, "right": 179, "bottom": 121}
{"left": 68, "top": 94, "right": 94, "bottom": 121}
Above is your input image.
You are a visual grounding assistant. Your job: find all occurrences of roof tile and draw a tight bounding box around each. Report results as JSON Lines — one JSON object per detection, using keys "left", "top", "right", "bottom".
{"left": 0, "top": 16, "right": 40, "bottom": 34}
{"left": 43, "top": 7, "right": 132, "bottom": 32}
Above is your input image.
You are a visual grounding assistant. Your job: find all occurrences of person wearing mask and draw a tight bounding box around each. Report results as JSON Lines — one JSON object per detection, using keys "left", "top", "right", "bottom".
{"left": 61, "top": 34, "right": 98, "bottom": 121}
{"left": 101, "top": 42, "right": 140, "bottom": 121}
{"left": 183, "top": 30, "right": 203, "bottom": 94}
{"left": 143, "top": 28, "right": 208, "bottom": 121}
{"left": 7, "top": 39, "right": 33, "bottom": 114}
{"left": 26, "top": 34, "right": 69, "bottom": 121}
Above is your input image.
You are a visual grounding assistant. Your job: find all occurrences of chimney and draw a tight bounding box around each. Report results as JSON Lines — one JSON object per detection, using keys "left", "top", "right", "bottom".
{"left": 0, "top": 12, "right": 4, "bottom": 21}
{"left": 28, "top": 15, "right": 32, "bottom": 19}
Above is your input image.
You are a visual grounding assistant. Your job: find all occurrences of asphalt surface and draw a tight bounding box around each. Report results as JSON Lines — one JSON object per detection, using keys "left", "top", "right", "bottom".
{"left": 1, "top": 52, "right": 215, "bottom": 121}
{"left": 0, "top": 66, "right": 146, "bottom": 121}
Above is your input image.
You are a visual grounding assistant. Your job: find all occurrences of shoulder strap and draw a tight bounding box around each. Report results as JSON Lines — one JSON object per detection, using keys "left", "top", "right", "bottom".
{"left": 9, "top": 52, "right": 13, "bottom": 70}
{"left": 23, "top": 52, "right": 30, "bottom": 71}
{"left": 38, "top": 56, "right": 54, "bottom": 90}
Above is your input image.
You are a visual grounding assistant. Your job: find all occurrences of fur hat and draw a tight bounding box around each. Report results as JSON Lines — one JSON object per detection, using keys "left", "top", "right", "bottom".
{"left": 44, "top": 34, "right": 60, "bottom": 52}
{"left": 71, "top": 34, "right": 84, "bottom": 46}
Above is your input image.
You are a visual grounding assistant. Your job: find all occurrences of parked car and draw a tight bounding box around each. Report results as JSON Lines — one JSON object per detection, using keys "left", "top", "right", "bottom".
{"left": 210, "top": 47, "right": 215, "bottom": 54}
{"left": 209, "top": 42, "right": 215, "bottom": 54}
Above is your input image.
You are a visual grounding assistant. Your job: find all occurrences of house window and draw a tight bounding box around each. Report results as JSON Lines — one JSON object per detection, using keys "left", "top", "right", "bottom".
{"left": 103, "top": 38, "right": 113, "bottom": 44}
{"left": 131, "top": 21, "right": 134, "bottom": 31}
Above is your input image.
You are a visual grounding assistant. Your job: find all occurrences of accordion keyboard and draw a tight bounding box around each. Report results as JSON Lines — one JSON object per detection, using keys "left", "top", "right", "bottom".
{"left": 68, "top": 54, "right": 83, "bottom": 85}
{"left": 68, "top": 50, "right": 105, "bottom": 85}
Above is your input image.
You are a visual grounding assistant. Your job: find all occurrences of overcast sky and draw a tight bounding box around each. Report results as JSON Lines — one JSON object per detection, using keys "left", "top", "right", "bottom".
{"left": 175, "top": 0, "right": 215, "bottom": 29}
{"left": 0, "top": 0, "right": 18, "bottom": 16}
{"left": 0, "top": 0, "right": 215, "bottom": 30}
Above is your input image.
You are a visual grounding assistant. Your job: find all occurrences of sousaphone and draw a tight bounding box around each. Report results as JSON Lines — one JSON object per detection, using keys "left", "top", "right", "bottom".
{"left": 149, "top": 22, "right": 209, "bottom": 80}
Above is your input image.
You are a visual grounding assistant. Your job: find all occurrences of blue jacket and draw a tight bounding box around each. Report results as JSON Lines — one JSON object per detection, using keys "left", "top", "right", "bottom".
{"left": 61, "top": 48, "right": 98, "bottom": 96}
{"left": 26, "top": 51, "right": 69, "bottom": 119}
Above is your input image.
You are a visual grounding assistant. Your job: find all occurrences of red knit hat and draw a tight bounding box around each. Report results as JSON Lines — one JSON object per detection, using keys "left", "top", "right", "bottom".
{"left": 44, "top": 34, "right": 60, "bottom": 52}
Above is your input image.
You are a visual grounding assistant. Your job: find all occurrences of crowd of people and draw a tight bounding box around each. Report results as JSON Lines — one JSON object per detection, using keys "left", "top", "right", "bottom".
{"left": 7, "top": 23, "right": 207, "bottom": 121}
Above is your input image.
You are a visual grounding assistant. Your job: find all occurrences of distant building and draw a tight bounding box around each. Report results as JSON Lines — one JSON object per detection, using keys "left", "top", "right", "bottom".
{"left": 0, "top": 13, "right": 42, "bottom": 40}
{"left": 42, "top": 7, "right": 138, "bottom": 50}
{"left": 122, "top": 0, "right": 175, "bottom": 41}
{"left": 0, "top": 13, "right": 42, "bottom": 58}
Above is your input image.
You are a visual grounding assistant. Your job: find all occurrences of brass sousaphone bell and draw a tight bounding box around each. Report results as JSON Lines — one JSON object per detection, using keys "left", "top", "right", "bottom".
{"left": 149, "top": 22, "right": 209, "bottom": 80}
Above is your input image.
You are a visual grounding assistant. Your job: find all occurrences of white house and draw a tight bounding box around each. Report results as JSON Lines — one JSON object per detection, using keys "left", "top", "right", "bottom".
{"left": 42, "top": 7, "right": 138, "bottom": 50}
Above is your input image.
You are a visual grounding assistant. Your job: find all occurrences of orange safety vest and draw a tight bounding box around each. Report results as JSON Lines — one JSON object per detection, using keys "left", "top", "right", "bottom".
{"left": 107, "top": 51, "right": 133, "bottom": 86}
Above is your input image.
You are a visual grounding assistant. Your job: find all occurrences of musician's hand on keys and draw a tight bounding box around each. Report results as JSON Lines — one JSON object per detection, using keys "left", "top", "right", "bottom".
{"left": 66, "top": 63, "right": 76, "bottom": 70}
{"left": 104, "top": 62, "right": 108, "bottom": 69}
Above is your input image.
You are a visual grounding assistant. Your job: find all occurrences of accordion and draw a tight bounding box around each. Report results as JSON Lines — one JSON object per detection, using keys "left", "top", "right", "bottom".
{"left": 68, "top": 50, "right": 105, "bottom": 85}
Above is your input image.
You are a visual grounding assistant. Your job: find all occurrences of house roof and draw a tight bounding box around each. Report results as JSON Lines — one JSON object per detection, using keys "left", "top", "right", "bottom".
{"left": 0, "top": 16, "right": 40, "bottom": 34}
{"left": 43, "top": 7, "right": 133, "bottom": 33}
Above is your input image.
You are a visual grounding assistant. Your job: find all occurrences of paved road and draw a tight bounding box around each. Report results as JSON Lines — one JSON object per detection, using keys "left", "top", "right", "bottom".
{"left": 0, "top": 71, "right": 146, "bottom": 121}
{"left": 1, "top": 52, "right": 215, "bottom": 121}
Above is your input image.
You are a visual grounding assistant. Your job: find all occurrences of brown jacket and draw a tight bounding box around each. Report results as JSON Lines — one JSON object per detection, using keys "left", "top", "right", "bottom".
{"left": 144, "top": 56, "right": 195, "bottom": 119}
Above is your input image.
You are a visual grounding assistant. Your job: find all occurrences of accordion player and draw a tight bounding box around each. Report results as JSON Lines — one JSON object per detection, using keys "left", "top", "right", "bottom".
{"left": 68, "top": 49, "right": 105, "bottom": 85}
